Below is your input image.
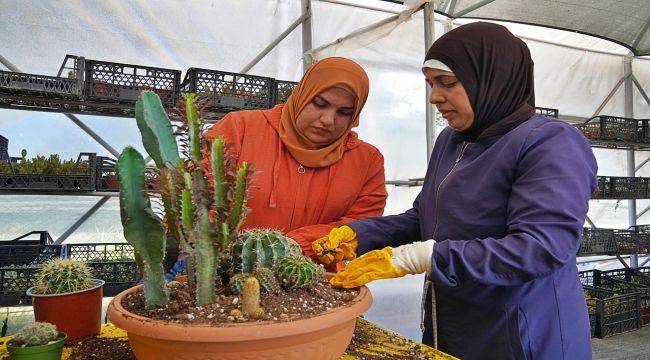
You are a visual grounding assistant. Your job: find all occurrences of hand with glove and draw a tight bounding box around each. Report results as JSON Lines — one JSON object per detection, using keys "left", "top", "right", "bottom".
{"left": 330, "top": 239, "right": 435, "bottom": 288}
{"left": 312, "top": 225, "right": 359, "bottom": 265}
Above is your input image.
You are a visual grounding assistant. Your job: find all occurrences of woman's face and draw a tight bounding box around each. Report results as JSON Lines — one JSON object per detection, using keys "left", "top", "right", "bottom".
{"left": 424, "top": 68, "right": 474, "bottom": 132}
{"left": 295, "top": 86, "right": 356, "bottom": 147}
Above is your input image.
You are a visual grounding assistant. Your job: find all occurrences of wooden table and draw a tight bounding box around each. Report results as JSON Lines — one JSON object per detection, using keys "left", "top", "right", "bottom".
{"left": 0, "top": 318, "right": 457, "bottom": 359}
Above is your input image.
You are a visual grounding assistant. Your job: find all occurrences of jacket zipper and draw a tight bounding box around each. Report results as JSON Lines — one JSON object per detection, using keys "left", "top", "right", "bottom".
{"left": 289, "top": 165, "right": 306, "bottom": 227}
{"left": 421, "top": 141, "right": 469, "bottom": 347}
{"left": 432, "top": 142, "right": 469, "bottom": 240}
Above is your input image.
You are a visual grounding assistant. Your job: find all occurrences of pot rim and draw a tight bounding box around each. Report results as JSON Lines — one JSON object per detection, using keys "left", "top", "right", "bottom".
{"left": 26, "top": 278, "right": 105, "bottom": 297}
{"left": 7, "top": 332, "right": 67, "bottom": 352}
{"left": 108, "top": 283, "right": 372, "bottom": 342}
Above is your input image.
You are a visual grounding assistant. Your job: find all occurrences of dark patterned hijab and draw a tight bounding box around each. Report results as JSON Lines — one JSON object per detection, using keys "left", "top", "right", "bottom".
{"left": 424, "top": 22, "right": 535, "bottom": 142}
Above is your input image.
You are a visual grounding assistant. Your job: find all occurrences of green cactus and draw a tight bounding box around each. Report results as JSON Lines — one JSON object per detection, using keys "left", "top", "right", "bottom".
{"left": 229, "top": 267, "right": 280, "bottom": 294}
{"left": 230, "top": 229, "right": 302, "bottom": 274}
{"left": 34, "top": 259, "right": 93, "bottom": 295}
{"left": 118, "top": 147, "right": 168, "bottom": 308}
{"left": 12, "top": 322, "right": 59, "bottom": 347}
{"left": 121, "top": 91, "right": 255, "bottom": 308}
{"left": 274, "top": 255, "right": 324, "bottom": 290}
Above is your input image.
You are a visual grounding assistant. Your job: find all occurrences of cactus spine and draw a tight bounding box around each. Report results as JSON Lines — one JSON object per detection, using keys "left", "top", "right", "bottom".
{"left": 34, "top": 259, "right": 93, "bottom": 295}
{"left": 12, "top": 322, "right": 59, "bottom": 347}
{"left": 274, "top": 255, "right": 324, "bottom": 290}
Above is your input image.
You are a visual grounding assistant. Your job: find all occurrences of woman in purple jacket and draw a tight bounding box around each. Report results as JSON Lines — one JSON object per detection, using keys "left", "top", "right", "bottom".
{"left": 311, "top": 22, "right": 597, "bottom": 359}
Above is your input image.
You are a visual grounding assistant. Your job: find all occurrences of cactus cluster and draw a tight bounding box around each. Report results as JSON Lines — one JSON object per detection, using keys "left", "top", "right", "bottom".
{"left": 274, "top": 255, "right": 325, "bottom": 290}
{"left": 12, "top": 322, "right": 59, "bottom": 347}
{"left": 34, "top": 259, "right": 93, "bottom": 295}
{"left": 229, "top": 267, "right": 280, "bottom": 294}
{"left": 230, "top": 229, "right": 302, "bottom": 274}
{"left": 120, "top": 91, "right": 328, "bottom": 311}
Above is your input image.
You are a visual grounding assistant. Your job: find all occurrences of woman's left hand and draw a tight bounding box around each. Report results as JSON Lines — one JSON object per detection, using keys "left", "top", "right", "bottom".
{"left": 330, "top": 239, "right": 435, "bottom": 288}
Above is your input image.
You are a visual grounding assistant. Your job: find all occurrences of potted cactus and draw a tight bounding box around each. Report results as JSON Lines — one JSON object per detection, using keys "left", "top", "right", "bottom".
{"left": 107, "top": 91, "right": 371, "bottom": 360}
{"left": 26, "top": 259, "right": 104, "bottom": 343}
{"left": 6, "top": 322, "right": 66, "bottom": 360}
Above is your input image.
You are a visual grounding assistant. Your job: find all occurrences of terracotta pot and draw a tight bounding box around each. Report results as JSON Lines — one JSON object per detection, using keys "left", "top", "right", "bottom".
{"left": 27, "top": 279, "right": 104, "bottom": 343}
{"left": 108, "top": 282, "right": 372, "bottom": 360}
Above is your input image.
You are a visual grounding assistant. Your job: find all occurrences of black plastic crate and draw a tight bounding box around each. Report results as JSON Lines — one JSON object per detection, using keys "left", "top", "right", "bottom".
{"left": 584, "top": 284, "right": 642, "bottom": 338}
{"left": 87, "top": 261, "right": 137, "bottom": 297}
{"left": 0, "top": 70, "right": 81, "bottom": 99}
{"left": 579, "top": 228, "right": 617, "bottom": 256}
{"left": 534, "top": 107, "right": 559, "bottom": 118}
{"left": 181, "top": 68, "right": 274, "bottom": 112}
{"left": 598, "top": 116, "right": 646, "bottom": 143}
{"left": 0, "top": 267, "right": 38, "bottom": 306}
{"left": 614, "top": 229, "right": 650, "bottom": 255}
{"left": 274, "top": 80, "right": 298, "bottom": 105}
{"left": 0, "top": 245, "right": 61, "bottom": 267}
{"left": 0, "top": 152, "right": 97, "bottom": 191}
{"left": 65, "top": 243, "right": 135, "bottom": 262}
{"left": 610, "top": 176, "right": 650, "bottom": 199}
{"left": 582, "top": 270, "right": 650, "bottom": 326}
{"left": 84, "top": 59, "right": 181, "bottom": 106}
{"left": 0, "top": 135, "right": 8, "bottom": 161}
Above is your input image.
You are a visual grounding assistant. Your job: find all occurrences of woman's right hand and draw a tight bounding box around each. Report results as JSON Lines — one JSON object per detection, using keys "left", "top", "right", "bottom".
{"left": 311, "top": 225, "right": 358, "bottom": 265}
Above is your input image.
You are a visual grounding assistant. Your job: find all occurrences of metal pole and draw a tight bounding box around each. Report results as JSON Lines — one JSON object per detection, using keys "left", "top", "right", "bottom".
{"left": 0, "top": 54, "right": 19, "bottom": 72}
{"left": 240, "top": 13, "right": 310, "bottom": 74}
{"left": 301, "top": 0, "right": 313, "bottom": 73}
{"left": 454, "top": 0, "right": 495, "bottom": 17}
{"left": 585, "top": 215, "right": 597, "bottom": 228}
{"left": 317, "top": 0, "right": 401, "bottom": 14}
{"left": 635, "top": 157, "right": 650, "bottom": 173}
{"left": 65, "top": 114, "right": 121, "bottom": 158}
{"left": 424, "top": 1, "right": 436, "bottom": 161}
{"left": 591, "top": 75, "right": 628, "bottom": 117}
{"left": 637, "top": 204, "right": 650, "bottom": 219}
{"left": 55, "top": 196, "right": 111, "bottom": 244}
{"left": 624, "top": 54, "right": 639, "bottom": 268}
{"left": 632, "top": 74, "right": 650, "bottom": 108}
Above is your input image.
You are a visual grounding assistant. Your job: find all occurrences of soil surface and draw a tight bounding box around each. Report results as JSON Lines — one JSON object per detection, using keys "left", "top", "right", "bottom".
{"left": 69, "top": 337, "right": 135, "bottom": 360}
{"left": 122, "top": 280, "right": 359, "bottom": 324}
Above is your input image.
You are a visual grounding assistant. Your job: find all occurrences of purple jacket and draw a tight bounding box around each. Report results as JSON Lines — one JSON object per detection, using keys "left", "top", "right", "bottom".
{"left": 350, "top": 116, "right": 597, "bottom": 360}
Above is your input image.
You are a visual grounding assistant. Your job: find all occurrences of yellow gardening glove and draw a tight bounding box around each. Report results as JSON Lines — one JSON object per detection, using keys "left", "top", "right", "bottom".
{"left": 330, "top": 240, "right": 436, "bottom": 288}
{"left": 311, "top": 225, "right": 358, "bottom": 265}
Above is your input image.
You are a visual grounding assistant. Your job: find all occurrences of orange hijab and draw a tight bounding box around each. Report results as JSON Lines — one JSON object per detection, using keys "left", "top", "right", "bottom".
{"left": 279, "top": 57, "right": 369, "bottom": 168}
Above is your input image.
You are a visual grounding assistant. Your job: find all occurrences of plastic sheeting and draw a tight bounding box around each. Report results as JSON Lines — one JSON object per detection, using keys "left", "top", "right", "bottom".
{"left": 435, "top": 0, "right": 650, "bottom": 56}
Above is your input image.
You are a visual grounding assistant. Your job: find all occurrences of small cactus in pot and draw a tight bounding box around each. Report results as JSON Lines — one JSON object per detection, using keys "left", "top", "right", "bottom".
{"left": 7, "top": 322, "right": 66, "bottom": 359}
{"left": 27, "top": 259, "right": 104, "bottom": 342}
{"left": 33, "top": 259, "right": 93, "bottom": 295}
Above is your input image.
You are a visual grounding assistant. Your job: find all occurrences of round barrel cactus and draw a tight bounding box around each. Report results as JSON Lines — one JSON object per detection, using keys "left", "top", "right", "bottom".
{"left": 229, "top": 267, "right": 280, "bottom": 294}
{"left": 229, "top": 229, "right": 301, "bottom": 274}
{"left": 34, "top": 259, "right": 94, "bottom": 295}
{"left": 274, "top": 255, "right": 324, "bottom": 290}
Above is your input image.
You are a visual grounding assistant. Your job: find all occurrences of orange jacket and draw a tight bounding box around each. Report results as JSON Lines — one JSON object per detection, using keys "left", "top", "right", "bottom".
{"left": 205, "top": 105, "right": 387, "bottom": 259}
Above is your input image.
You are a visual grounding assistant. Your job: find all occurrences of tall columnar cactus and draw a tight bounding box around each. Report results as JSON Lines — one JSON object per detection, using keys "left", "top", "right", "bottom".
{"left": 274, "top": 255, "right": 324, "bottom": 290}
{"left": 12, "top": 322, "right": 59, "bottom": 347}
{"left": 33, "top": 259, "right": 93, "bottom": 295}
{"left": 127, "top": 91, "right": 254, "bottom": 308}
{"left": 230, "top": 229, "right": 302, "bottom": 274}
{"left": 118, "top": 146, "right": 168, "bottom": 308}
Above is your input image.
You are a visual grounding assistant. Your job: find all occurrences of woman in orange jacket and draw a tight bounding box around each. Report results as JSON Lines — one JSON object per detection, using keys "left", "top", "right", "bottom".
{"left": 204, "top": 57, "right": 387, "bottom": 267}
